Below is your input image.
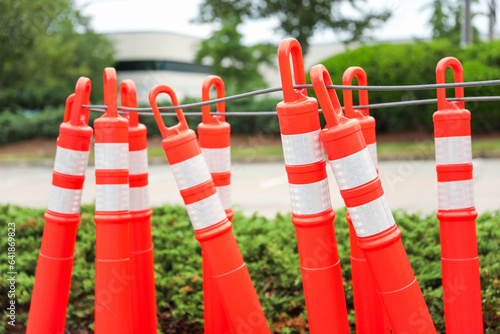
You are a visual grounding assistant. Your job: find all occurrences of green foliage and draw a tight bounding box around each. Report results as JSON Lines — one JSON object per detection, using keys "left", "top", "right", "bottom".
{"left": 314, "top": 39, "right": 500, "bottom": 133}
{"left": 195, "top": 0, "right": 392, "bottom": 54}
{"left": 0, "top": 106, "right": 101, "bottom": 145}
{"left": 0, "top": 95, "right": 282, "bottom": 145}
{"left": 0, "top": 0, "right": 114, "bottom": 110}
{"left": 0, "top": 204, "right": 498, "bottom": 333}
{"left": 194, "top": 0, "right": 391, "bottom": 96}
{"left": 426, "top": 0, "right": 480, "bottom": 44}
{"left": 194, "top": 16, "right": 275, "bottom": 94}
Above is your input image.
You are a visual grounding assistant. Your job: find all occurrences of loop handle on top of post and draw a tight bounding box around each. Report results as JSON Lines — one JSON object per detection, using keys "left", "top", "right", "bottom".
{"left": 436, "top": 57, "right": 465, "bottom": 111}
{"left": 103, "top": 67, "right": 119, "bottom": 117}
{"left": 63, "top": 94, "right": 75, "bottom": 124}
{"left": 149, "top": 85, "right": 189, "bottom": 139}
{"left": 68, "top": 77, "right": 92, "bottom": 126}
{"left": 310, "top": 64, "right": 345, "bottom": 128}
{"left": 343, "top": 66, "right": 369, "bottom": 118}
{"left": 120, "top": 80, "right": 139, "bottom": 127}
{"left": 202, "top": 75, "right": 226, "bottom": 124}
{"left": 278, "top": 38, "right": 308, "bottom": 103}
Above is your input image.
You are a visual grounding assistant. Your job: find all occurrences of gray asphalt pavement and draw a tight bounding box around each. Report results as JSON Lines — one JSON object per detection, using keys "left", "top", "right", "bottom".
{"left": 1, "top": 159, "right": 498, "bottom": 218}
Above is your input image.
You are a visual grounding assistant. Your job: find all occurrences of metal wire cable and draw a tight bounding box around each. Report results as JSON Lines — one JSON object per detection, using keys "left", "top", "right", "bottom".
{"left": 87, "top": 96, "right": 500, "bottom": 117}
{"left": 99, "top": 79, "right": 500, "bottom": 113}
{"left": 83, "top": 79, "right": 500, "bottom": 115}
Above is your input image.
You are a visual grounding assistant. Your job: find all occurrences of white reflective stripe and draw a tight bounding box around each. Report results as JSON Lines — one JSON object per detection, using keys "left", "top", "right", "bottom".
{"left": 201, "top": 147, "right": 231, "bottom": 173}
{"left": 281, "top": 129, "right": 324, "bottom": 165}
{"left": 216, "top": 185, "right": 232, "bottom": 211}
{"left": 185, "top": 193, "right": 227, "bottom": 230}
{"left": 129, "top": 149, "right": 148, "bottom": 175}
{"left": 54, "top": 146, "right": 89, "bottom": 176}
{"left": 438, "top": 180, "right": 474, "bottom": 210}
{"left": 288, "top": 178, "right": 332, "bottom": 215}
{"left": 347, "top": 194, "right": 396, "bottom": 237}
{"left": 129, "top": 186, "right": 150, "bottom": 211}
{"left": 95, "top": 184, "right": 129, "bottom": 211}
{"left": 170, "top": 154, "right": 212, "bottom": 190}
{"left": 47, "top": 186, "right": 82, "bottom": 214}
{"left": 435, "top": 136, "right": 472, "bottom": 165}
{"left": 367, "top": 142, "right": 378, "bottom": 169}
{"left": 95, "top": 143, "right": 129, "bottom": 170}
{"left": 329, "top": 147, "right": 378, "bottom": 190}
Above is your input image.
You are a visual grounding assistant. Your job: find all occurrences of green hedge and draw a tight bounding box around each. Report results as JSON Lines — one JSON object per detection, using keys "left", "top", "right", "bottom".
{"left": 0, "top": 97, "right": 281, "bottom": 145}
{"left": 3, "top": 40, "right": 500, "bottom": 145}
{"left": 0, "top": 204, "right": 498, "bottom": 333}
{"left": 314, "top": 39, "right": 500, "bottom": 133}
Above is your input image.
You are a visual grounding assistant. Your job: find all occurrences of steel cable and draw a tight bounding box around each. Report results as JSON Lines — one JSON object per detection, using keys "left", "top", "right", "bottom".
{"left": 83, "top": 80, "right": 500, "bottom": 116}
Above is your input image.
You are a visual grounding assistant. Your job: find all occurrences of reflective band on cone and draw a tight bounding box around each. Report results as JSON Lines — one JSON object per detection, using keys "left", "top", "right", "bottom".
{"left": 312, "top": 64, "right": 436, "bottom": 334}
{"left": 53, "top": 146, "right": 89, "bottom": 175}
{"left": 121, "top": 79, "right": 158, "bottom": 334}
{"left": 27, "top": 79, "right": 93, "bottom": 334}
{"left": 47, "top": 186, "right": 83, "bottom": 214}
{"left": 201, "top": 147, "right": 231, "bottom": 172}
{"left": 288, "top": 177, "right": 331, "bottom": 215}
{"left": 150, "top": 84, "right": 269, "bottom": 334}
{"left": 281, "top": 130, "right": 324, "bottom": 165}
{"left": 171, "top": 154, "right": 212, "bottom": 190}
{"left": 434, "top": 57, "right": 483, "bottom": 334}
{"left": 93, "top": 68, "right": 133, "bottom": 334}
{"left": 276, "top": 38, "right": 349, "bottom": 334}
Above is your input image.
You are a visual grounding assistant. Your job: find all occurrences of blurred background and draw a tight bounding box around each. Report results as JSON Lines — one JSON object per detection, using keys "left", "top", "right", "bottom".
{"left": 1, "top": 0, "right": 500, "bottom": 142}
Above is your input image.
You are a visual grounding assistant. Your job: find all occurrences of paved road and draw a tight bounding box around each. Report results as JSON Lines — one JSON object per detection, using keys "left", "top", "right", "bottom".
{"left": 1, "top": 159, "right": 498, "bottom": 218}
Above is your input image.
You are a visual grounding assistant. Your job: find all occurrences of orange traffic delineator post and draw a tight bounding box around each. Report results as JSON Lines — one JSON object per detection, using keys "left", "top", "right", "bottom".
{"left": 94, "top": 68, "right": 133, "bottom": 333}
{"left": 149, "top": 84, "right": 270, "bottom": 334}
{"left": 26, "top": 78, "right": 93, "bottom": 334}
{"left": 199, "top": 75, "right": 234, "bottom": 221}
{"left": 434, "top": 57, "right": 484, "bottom": 334}
{"left": 198, "top": 75, "right": 233, "bottom": 334}
{"left": 120, "top": 79, "right": 158, "bottom": 333}
{"left": 276, "top": 38, "right": 350, "bottom": 334}
{"left": 311, "top": 64, "right": 437, "bottom": 334}
{"left": 342, "top": 67, "right": 390, "bottom": 334}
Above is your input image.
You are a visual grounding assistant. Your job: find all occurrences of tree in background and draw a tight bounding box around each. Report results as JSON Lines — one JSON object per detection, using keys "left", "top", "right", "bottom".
{"left": 194, "top": 15, "right": 275, "bottom": 93}
{"left": 194, "top": 0, "right": 391, "bottom": 93}
{"left": 196, "top": 0, "right": 391, "bottom": 54}
{"left": 426, "top": 0, "right": 481, "bottom": 44}
{"left": 0, "top": 0, "right": 114, "bottom": 109}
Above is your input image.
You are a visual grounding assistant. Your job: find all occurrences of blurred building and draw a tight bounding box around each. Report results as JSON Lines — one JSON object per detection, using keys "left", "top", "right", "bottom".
{"left": 107, "top": 31, "right": 346, "bottom": 104}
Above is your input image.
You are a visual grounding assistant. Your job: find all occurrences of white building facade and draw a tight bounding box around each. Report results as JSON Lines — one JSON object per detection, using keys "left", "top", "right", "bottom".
{"left": 107, "top": 31, "right": 346, "bottom": 104}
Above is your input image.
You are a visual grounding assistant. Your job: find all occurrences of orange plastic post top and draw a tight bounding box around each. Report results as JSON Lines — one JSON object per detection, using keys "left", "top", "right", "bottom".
{"left": 278, "top": 38, "right": 308, "bottom": 103}
{"left": 343, "top": 66, "right": 369, "bottom": 118}
{"left": 310, "top": 65, "right": 346, "bottom": 128}
{"left": 436, "top": 57, "right": 465, "bottom": 111}
{"left": 121, "top": 79, "right": 139, "bottom": 126}
{"left": 150, "top": 85, "right": 189, "bottom": 139}
{"left": 202, "top": 75, "right": 226, "bottom": 124}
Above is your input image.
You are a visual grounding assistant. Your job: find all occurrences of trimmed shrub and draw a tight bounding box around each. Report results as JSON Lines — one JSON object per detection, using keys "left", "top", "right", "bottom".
{"left": 0, "top": 204, "right": 498, "bottom": 333}
{"left": 314, "top": 39, "right": 500, "bottom": 133}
